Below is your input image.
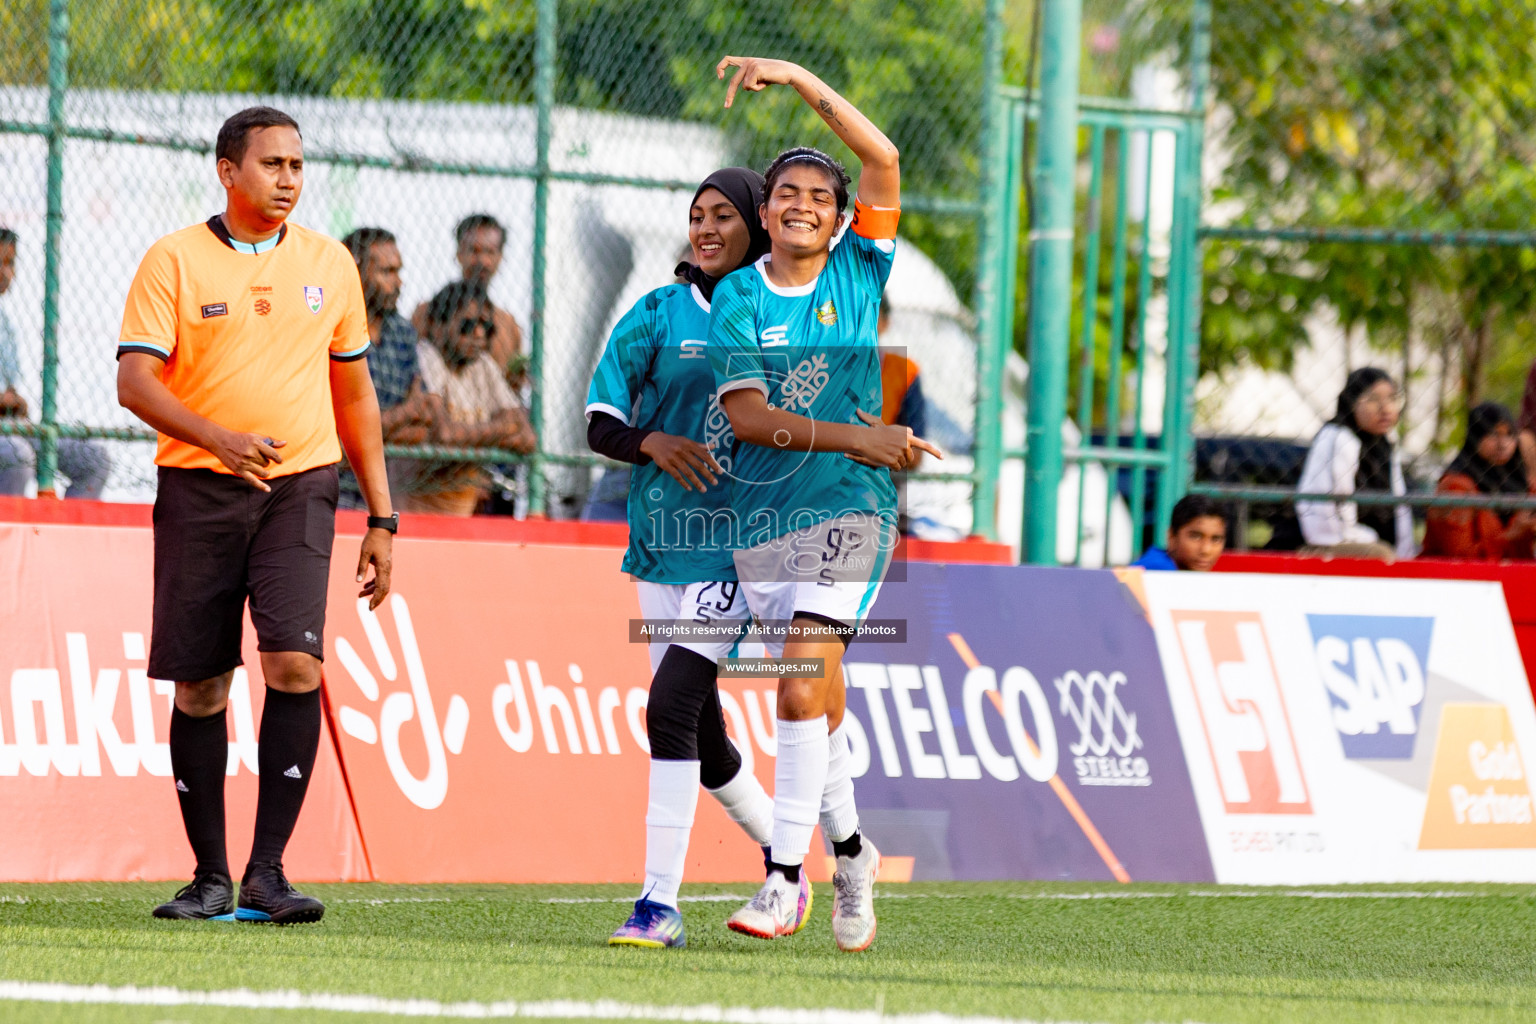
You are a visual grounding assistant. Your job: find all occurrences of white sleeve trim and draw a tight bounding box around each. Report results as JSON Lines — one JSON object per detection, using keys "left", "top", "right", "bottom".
{"left": 585, "top": 402, "right": 631, "bottom": 425}
{"left": 717, "top": 378, "right": 770, "bottom": 403}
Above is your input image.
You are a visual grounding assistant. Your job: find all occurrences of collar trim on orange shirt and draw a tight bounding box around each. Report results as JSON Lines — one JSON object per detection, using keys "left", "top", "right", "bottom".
{"left": 206, "top": 215, "right": 286, "bottom": 255}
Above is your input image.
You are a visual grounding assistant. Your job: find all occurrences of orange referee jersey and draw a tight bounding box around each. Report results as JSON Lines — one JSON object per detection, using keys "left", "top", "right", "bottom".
{"left": 118, "top": 218, "right": 370, "bottom": 476}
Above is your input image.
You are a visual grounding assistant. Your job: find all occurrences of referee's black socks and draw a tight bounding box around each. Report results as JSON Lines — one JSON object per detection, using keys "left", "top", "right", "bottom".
{"left": 169, "top": 706, "right": 231, "bottom": 880}
{"left": 247, "top": 687, "right": 321, "bottom": 872}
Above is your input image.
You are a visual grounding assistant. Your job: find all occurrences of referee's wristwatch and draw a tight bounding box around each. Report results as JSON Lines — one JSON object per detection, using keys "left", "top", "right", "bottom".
{"left": 367, "top": 512, "right": 400, "bottom": 534}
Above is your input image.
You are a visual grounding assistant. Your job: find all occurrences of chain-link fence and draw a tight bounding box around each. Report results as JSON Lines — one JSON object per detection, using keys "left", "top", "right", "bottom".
{"left": 1179, "top": 0, "right": 1536, "bottom": 553}
{"left": 0, "top": 0, "right": 1004, "bottom": 527}
{"left": 9, "top": 0, "right": 1529, "bottom": 561}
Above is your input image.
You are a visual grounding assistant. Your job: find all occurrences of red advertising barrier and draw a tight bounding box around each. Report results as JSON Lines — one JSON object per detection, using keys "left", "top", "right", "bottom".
{"left": 320, "top": 540, "right": 785, "bottom": 884}
{"left": 0, "top": 496, "right": 1008, "bottom": 884}
{"left": 1215, "top": 552, "right": 1536, "bottom": 703}
{"left": 0, "top": 522, "right": 367, "bottom": 882}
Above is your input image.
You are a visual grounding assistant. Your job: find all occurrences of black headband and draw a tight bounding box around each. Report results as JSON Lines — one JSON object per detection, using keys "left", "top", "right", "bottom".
{"left": 778, "top": 151, "right": 843, "bottom": 180}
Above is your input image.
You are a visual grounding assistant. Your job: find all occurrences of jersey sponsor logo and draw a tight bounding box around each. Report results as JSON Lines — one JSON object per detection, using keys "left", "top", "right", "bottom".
{"left": 1170, "top": 610, "right": 1313, "bottom": 815}
{"left": 759, "top": 324, "right": 789, "bottom": 348}
{"left": 200, "top": 303, "right": 228, "bottom": 319}
{"left": 1058, "top": 670, "right": 1150, "bottom": 787}
{"left": 1418, "top": 704, "right": 1536, "bottom": 848}
{"left": 815, "top": 299, "right": 838, "bottom": 326}
{"left": 779, "top": 353, "right": 831, "bottom": 412}
{"left": 1306, "top": 614, "right": 1433, "bottom": 759}
{"left": 254, "top": 299, "right": 272, "bottom": 316}
{"left": 304, "top": 286, "right": 323, "bottom": 314}
{"left": 679, "top": 339, "right": 707, "bottom": 360}
{"left": 702, "top": 393, "right": 735, "bottom": 467}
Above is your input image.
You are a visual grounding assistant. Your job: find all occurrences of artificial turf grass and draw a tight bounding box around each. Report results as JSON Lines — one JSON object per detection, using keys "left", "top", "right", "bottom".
{"left": 1, "top": 881, "right": 1534, "bottom": 1024}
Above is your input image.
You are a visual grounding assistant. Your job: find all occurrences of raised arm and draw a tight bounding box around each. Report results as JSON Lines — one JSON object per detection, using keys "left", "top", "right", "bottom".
{"left": 716, "top": 57, "right": 899, "bottom": 208}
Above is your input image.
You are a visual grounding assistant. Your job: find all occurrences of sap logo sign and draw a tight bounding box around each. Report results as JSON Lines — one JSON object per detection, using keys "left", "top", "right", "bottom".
{"left": 1306, "top": 615, "right": 1433, "bottom": 760}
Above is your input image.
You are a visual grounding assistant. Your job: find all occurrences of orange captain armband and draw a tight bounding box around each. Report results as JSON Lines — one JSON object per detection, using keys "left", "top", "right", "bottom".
{"left": 850, "top": 197, "right": 900, "bottom": 240}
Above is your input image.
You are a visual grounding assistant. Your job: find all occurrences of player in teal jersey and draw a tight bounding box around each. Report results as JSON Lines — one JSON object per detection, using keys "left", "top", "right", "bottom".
{"left": 682, "top": 56, "right": 940, "bottom": 952}
{"left": 586, "top": 168, "right": 787, "bottom": 949}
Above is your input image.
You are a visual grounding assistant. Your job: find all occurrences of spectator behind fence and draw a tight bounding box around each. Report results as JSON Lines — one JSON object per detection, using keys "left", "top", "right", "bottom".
{"left": 1516, "top": 358, "right": 1536, "bottom": 483}
{"left": 338, "top": 227, "right": 441, "bottom": 509}
{"left": 1294, "top": 366, "right": 1415, "bottom": 560}
{"left": 1133, "top": 493, "right": 1228, "bottom": 571}
{"left": 411, "top": 214, "right": 525, "bottom": 389}
{"left": 410, "top": 281, "right": 535, "bottom": 516}
{"left": 0, "top": 227, "right": 111, "bottom": 499}
{"left": 1422, "top": 402, "right": 1536, "bottom": 561}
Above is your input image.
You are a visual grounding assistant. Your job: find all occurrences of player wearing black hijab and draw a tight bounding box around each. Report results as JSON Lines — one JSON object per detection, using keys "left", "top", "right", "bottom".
{"left": 587, "top": 168, "right": 775, "bottom": 948}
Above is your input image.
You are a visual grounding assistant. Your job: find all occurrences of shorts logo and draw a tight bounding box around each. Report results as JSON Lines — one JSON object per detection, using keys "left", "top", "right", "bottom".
{"left": 1057, "top": 670, "right": 1150, "bottom": 787}
{"left": 254, "top": 299, "right": 272, "bottom": 316}
{"left": 304, "top": 286, "right": 323, "bottom": 314}
{"left": 1171, "top": 610, "right": 1313, "bottom": 815}
{"left": 1306, "top": 614, "right": 1433, "bottom": 760}
{"left": 815, "top": 299, "right": 838, "bottom": 326}
{"left": 200, "top": 303, "right": 228, "bottom": 318}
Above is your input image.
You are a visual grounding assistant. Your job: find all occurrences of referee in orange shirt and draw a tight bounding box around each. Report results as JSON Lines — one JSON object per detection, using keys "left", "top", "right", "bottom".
{"left": 117, "top": 107, "right": 395, "bottom": 924}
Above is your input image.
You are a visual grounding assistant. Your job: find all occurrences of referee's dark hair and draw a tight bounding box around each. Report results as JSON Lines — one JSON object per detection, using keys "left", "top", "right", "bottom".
{"left": 1170, "top": 493, "right": 1228, "bottom": 533}
{"left": 216, "top": 106, "right": 302, "bottom": 167}
{"left": 454, "top": 214, "right": 505, "bottom": 250}
{"left": 0, "top": 226, "right": 16, "bottom": 246}
{"left": 341, "top": 227, "right": 397, "bottom": 270}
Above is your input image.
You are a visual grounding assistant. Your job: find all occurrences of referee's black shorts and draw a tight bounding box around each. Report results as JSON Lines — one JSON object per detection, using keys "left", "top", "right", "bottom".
{"left": 148, "top": 464, "right": 339, "bottom": 682}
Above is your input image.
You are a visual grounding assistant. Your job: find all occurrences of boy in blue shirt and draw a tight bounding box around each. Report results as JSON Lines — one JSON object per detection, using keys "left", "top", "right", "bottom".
{"left": 1133, "top": 493, "right": 1229, "bottom": 571}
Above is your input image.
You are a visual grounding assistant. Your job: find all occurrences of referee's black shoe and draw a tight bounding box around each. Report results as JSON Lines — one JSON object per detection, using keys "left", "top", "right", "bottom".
{"left": 152, "top": 872, "right": 235, "bottom": 920}
{"left": 236, "top": 863, "right": 325, "bottom": 924}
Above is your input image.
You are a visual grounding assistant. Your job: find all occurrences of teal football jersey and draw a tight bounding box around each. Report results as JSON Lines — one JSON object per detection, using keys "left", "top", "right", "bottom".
{"left": 586, "top": 283, "right": 737, "bottom": 582}
{"left": 708, "top": 226, "right": 898, "bottom": 547}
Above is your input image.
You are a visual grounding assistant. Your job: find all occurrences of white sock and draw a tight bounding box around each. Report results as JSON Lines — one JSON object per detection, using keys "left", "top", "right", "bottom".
{"left": 770, "top": 716, "right": 829, "bottom": 866}
{"left": 643, "top": 759, "right": 700, "bottom": 909}
{"left": 706, "top": 762, "right": 774, "bottom": 846}
{"left": 820, "top": 720, "right": 860, "bottom": 844}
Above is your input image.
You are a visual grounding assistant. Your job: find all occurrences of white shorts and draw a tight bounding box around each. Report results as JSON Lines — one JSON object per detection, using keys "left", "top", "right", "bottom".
{"left": 634, "top": 580, "right": 687, "bottom": 674}
{"left": 674, "top": 513, "right": 895, "bottom": 661}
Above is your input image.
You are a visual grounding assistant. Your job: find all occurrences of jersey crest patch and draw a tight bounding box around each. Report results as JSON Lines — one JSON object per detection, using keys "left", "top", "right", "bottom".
{"left": 815, "top": 299, "right": 838, "bottom": 326}
{"left": 304, "top": 286, "right": 323, "bottom": 314}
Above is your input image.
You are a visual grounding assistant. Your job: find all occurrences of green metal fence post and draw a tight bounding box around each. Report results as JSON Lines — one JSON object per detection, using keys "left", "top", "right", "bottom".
{"left": 1158, "top": 0, "right": 1213, "bottom": 535}
{"left": 970, "top": 0, "right": 1008, "bottom": 541}
{"left": 38, "top": 0, "right": 69, "bottom": 498}
{"left": 528, "top": 0, "right": 557, "bottom": 516}
{"left": 1022, "top": 0, "right": 1083, "bottom": 565}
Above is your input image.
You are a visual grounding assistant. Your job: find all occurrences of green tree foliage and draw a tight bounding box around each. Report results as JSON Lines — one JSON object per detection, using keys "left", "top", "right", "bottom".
{"left": 15, "top": 0, "right": 1001, "bottom": 304}
{"left": 1159, "top": 0, "right": 1536, "bottom": 430}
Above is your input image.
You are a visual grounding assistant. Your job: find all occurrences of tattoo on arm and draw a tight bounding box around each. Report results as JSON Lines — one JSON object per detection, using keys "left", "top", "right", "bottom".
{"left": 817, "top": 95, "right": 845, "bottom": 128}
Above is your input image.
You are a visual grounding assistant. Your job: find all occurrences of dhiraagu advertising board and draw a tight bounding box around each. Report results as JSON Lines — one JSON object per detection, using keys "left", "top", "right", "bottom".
{"left": 1141, "top": 571, "right": 1536, "bottom": 884}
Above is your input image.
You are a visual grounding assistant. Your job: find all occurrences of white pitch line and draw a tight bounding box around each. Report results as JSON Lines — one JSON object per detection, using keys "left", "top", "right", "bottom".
{"left": 0, "top": 981, "right": 1140, "bottom": 1024}
{"left": 538, "top": 889, "right": 1488, "bottom": 906}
